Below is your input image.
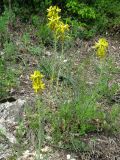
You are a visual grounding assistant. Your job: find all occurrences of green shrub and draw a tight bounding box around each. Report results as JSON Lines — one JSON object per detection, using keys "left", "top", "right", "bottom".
{"left": 0, "top": 9, "right": 9, "bottom": 44}
{"left": 0, "top": 58, "right": 17, "bottom": 99}
{"left": 49, "top": 58, "right": 120, "bottom": 147}
{"left": 66, "top": 1, "right": 96, "bottom": 19}
{"left": 10, "top": 0, "right": 120, "bottom": 39}
{"left": 31, "top": 15, "right": 53, "bottom": 45}
{"left": 3, "top": 41, "right": 16, "bottom": 59}
{"left": 25, "top": 54, "right": 120, "bottom": 150}
{"left": 37, "top": 24, "right": 53, "bottom": 45}
{"left": 65, "top": 0, "right": 120, "bottom": 38}
{"left": 22, "top": 32, "right": 31, "bottom": 47}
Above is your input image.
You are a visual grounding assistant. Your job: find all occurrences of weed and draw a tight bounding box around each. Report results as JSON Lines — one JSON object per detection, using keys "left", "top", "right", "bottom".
{"left": 22, "top": 32, "right": 31, "bottom": 48}
{"left": 0, "top": 9, "right": 9, "bottom": 45}
{"left": 28, "top": 44, "right": 44, "bottom": 56}
{"left": 3, "top": 41, "right": 16, "bottom": 60}
{"left": 0, "top": 58, "right": 17, "bottom": 99}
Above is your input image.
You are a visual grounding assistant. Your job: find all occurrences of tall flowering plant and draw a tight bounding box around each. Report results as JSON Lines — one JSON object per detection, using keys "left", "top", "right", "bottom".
{"left": 30, "top": 70, "right": 45, "bottom": 93}
{"left": 30, "top": 70, "right": 45, "bottom": 159}
{"left": 93, "top": 38, "right": 108, "bottom": 59}
{"left": 47, "top": 6, "right": 69, "bottom": 41}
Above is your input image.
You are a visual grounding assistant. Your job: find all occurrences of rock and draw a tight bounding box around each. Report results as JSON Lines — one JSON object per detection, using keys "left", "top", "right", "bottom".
{"left": 0, "top": 99, "right": 26, "bottom": 159}
{"left": 67, "top": 154, "right": 71, "bottom": 160}
{"left": 18, "top": 150, "right": 36, "bottom": 160}
{"left": 41, "top": 146, "right": 52, "bottom": 153}
{"left": 0, "top": 124, "right": 17, "bottom": 144}
{"left": 0, "top": 143, "right": 12, "bottom": 160}
{"left": 0, "top": 99, "right": 25, "bottom": 121}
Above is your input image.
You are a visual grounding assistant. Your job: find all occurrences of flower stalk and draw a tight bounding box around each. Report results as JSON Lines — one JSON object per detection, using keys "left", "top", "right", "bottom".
{"left": 93, "top": 38, "right": 108, "bottom": 59}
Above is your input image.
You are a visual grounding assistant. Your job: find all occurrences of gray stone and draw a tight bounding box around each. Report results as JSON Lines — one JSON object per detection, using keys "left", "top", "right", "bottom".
{"left": 0, "top": 99, "right": 26, "bottom": 159}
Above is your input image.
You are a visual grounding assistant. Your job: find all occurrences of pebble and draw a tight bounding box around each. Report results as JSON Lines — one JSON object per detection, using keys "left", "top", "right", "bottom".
{"left": 67, "top": 154, "right": 71, "bottom": 159}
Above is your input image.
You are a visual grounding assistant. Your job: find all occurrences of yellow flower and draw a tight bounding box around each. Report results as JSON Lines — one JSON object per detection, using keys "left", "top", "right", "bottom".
{"left": 48, "top": 15, "right": 61, "bottom": 22}
{"left": 56, "top": 6, "right": 61, "bottom": 13}
{"left": 56, "top": 22, "right": 69, "bottom": 40}
{"left": 47, "top": 6, "right": 69, "bottom": 41}
{"left": 94, "top": 38, "right": 108, "bottom": 58}
{"left": 94, "top": 38, "right": 108, "bottom": 48}
{"left": 47, "top": 6, "right": 61, "bottom": 14}
{"left": 32, "top": 82, "right": 45, "bottom": 93}
{"left": 59, "top": 23, "right": 69, "bottom": 33}
{"left": 30, "top": 70, "right": 44, "bottom": 80}
{"left": 30, "top": 70, "right": 45, "bottom": 93}
{"left": 48, "top": 15, "right": 61, "bottom": 30}
{"left": 47, "top": 6, "right": 61, "bottom": 18}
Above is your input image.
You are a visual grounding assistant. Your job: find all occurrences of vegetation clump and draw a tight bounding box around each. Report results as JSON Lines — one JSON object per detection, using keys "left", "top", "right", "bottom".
{"left": 0, "top": 2, "right": 119, "bottom": 159}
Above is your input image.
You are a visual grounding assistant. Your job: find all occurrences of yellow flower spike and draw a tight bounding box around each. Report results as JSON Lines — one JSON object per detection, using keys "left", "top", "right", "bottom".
{"left": 47, "top": 5, "right": 69, "bottom": 41}
{"left": 56, "top": 6, "right": 61, "bottom": 13}
{"left": 94, "top": 38, "right": 108, "bottom": 49}
{"left": 32, "top": 83, "right": 40, "bottom": 93}
{"left": 47, "top": 6, "right": 61, "bottom": 13}
{"left": 48, "top": 15, "right": 61, "bottom": 24}
{"left": 39, "top": 82, "right": 45, "bottom": 90}
{"left": 55, "top": 22, "right": 69, "bottom": 41}
{"left": 47, "top": 6, "right": 61, "bottom": 18}
{"left": 30, "top": 70, "right": 44, "bottom": 80}
{"left": 93, "top": 38, "right": 108, "bottom": 58}
{"left": 59, "top": 23, "right": 69, "bottom": 33}
{"left": 30, "top": 70, "right": 45, "bottom": 93}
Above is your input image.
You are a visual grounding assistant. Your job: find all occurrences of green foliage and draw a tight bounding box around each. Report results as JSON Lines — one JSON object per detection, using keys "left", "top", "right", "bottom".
{"left": 49, "top": 59, "right": 120, "bottom": 146}
{"left": 31, "top": 15, "right": 52, "bottom": 45}
{"left": 0, "top": 8, "right": 15, "bottom": 43}
{"left": 103, "top": 104, "right": 120, "bottom": 133}
{"left": 22, "top": 32, "right": 31, "bottom": 47}
{"left": 28, "top": 45, "right": 44, "bottom": 56}
{"left": 66, "top": 0, "right": 120, "bottom": 38}
{"left": 10, "top": 0, "right": 120, "bottom": 39}
{"left": 26, "top": 53, "right": 119, "bottom": 150}
{"left": 31, "top": 15, "right": 40, "bottom": 27}
{"left": 2, "top": 0, "right": 118, "bottom": 153}
{"left": 37, "top": 24, "right": 52, "bottom": 45}
{"left": 39, "top": 59, "right": 53, "bottom": 80}
{"left": 0, "top": 9, "right": 9, "bottom": 44}
{"left": 33, "top": 0, "right": 52, "bottom": 11}
{"left": 95, "top": 59, "right": 120, "bottom": 102}
{"left": 66, "top": 1, "right": 96, "bottom": 19}
{"left": 0, "top": 58, "right": 16, "bottom": 99}
{"left": 16, "top": 121, "right": 27, "bottom": 139}
{"left": 0, "top": 10, "right": 17, "bottom": 100}
{"left": 52, "top": 102, "right": 103, "bottom": 139}
{"left": 3, "top": 41, "right": 16, "bottom": 59}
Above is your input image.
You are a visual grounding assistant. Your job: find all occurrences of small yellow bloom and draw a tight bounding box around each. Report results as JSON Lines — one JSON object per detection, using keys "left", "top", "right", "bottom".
{"left": 30, "top": 70, "right": 45, "bottom": 93}
{"left": 32, "top": 82, "right": 45, "bottom": 93}
{"left": 94, "top": 38, "right": 108, "bottom": 48}
{"left": 30, "top": 70, "right": 44, "bottom": 80}
{"left": 47, "top": 6, "right": 61, "bottom": 18}
{"left": 47, "top": 6, "right": 61, "bottom": 14}
{"left": 56, "top": 6, "right": 61, "bottom": 13}
{"left": 56, "top": 22, "right": 69, "bottom": 40}
{"left": 93, "top": 38, "right": 108, "bottom": 58}
{"left": 58, "top": 22, "right": 69, "bottom": 33}
{"left": 48, "top": 15, "right": 61, "bottom": 30}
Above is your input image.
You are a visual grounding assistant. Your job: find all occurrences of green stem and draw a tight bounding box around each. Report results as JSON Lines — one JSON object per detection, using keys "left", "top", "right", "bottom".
{"left": 56, "top": 41, "right": 64, "bottom": 91}
{"left": 36, "top": 96, "right": 44, "bottom": 160}
{"left": 81, "top": 59, "right": 105, "bottom": 116}
{"left": 51, "top": 34, "right": 57, "bottom": 84}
